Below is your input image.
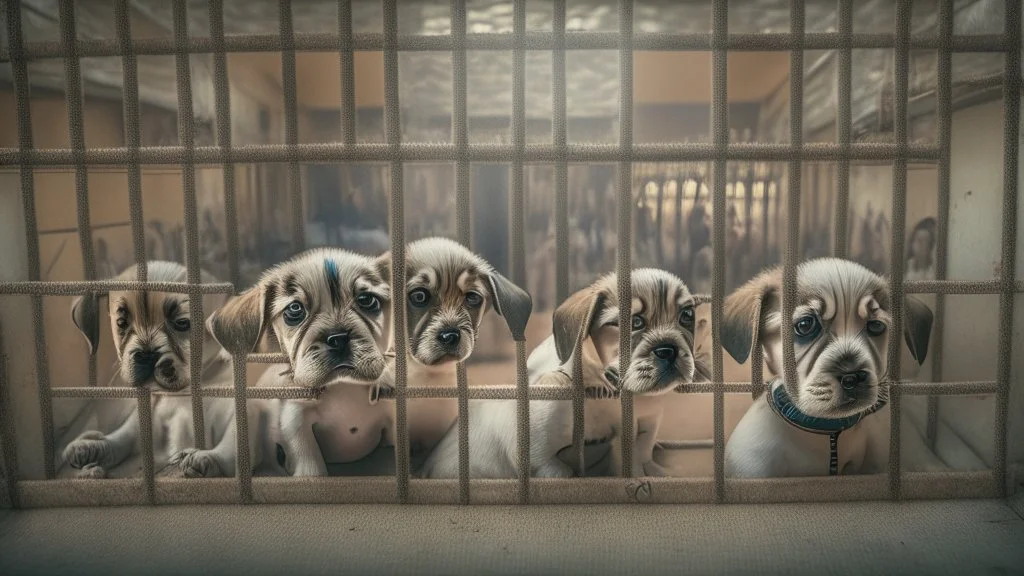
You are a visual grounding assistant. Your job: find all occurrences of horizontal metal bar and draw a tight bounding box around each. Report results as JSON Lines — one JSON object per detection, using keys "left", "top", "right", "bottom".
{"left": 13, "top": 470, "right": 997, "bottom": 507}
{"left": 0, "top": 143, "right": 942, "bottom": 166}
{"left": 246, "top": 353, "right": 289, "bottom": 364}
{"left": 2, "top": 278, "right": 1014, "bottom": 299}
{"left": 903, "top": 280, "right": 1024, "bottom": 294}
{"left": 0, "top": 280, "right": 235, "bottom": 296}
{"left": 0, "top": 32, "right": 1010, "bottom": 60}
{"left": 48, "top": 380, "right": 998, "bottom": 401}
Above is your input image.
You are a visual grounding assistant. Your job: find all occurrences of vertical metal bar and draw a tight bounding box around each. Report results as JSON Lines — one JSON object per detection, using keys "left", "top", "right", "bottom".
{"left": 233, "top": 353, "right": 252, "bottom": 502}
{"left": 710, "top": 0, "right": 728, "bottom": 502}
{"left": 994, "top": 0, "right": 1021, "bottom": 497}
{"left": 0, "top": 326, "right": 21, "bottom": 508}
{"left": 338, "top": 0, "right": 357, "bottom": 146}
{"left": 834, "top": 0, "right": 852, "bottom": 258}
{"left": 279, "top": 0, "right": 305, "bottom": 253}
{"left": 58, "top": 0, "right": 98, "bottom": 390}
{"left": 114, "top": 0, "right": 148, "bottom": 282}
{"left": 511, "top": 0, "right": 530, "bottom": 504}
{"left": 135, "top": 388, "right": 155, "bottom": 504}
{"left": 209, "top": 0, "right": 241, "bottom": 292}
{"left": 617, "top": 0, "right": 635, "bottom": 479}
{"left": 382, "top": 0, "right": 409, "bottom": 504}
{"left": 451, "top": 0, "right": 471, "bottom": 505}
{"left": 553, "top": 1, "right": 569, "bottom": 308}
{"left": 781, "top": 0, "right": 804, "bottom": 413}
{"left": 927, "top": 0, "right": 954, "bottom": 450}
{"left": 7, "top": 0, "right": 55, "bottom": 480}
{"left": 887, "top": 0, "right": 912, "bottom": 501}
{"left": 553, "top": 1, "right": 578, "bottom": 475}
{"left": 116, "top": 0, "right": 155, "bottom": 503}
{"left": 171, "top": 0, "right": 206, "bottom": 450}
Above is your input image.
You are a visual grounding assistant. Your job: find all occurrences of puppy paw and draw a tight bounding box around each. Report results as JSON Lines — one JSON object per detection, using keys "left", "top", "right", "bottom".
{"left": 534, "top": 460, "right": 574, "bottom": 478}
{"left": 641, "top": 460, "right": 669, "bottom": 477}
{"left": 76, "top": 463, "right": 107, "bottom": 479}
{"left": 63, "top": 431, "right": 114, "bottom": 469}
{"left": 170, "top": 448, "right": 225, "bottom": 478}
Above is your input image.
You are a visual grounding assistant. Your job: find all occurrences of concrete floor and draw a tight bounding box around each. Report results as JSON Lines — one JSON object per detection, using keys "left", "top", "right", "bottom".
{"left": 1, "top": 499, "right": 1022, "bottom": 576}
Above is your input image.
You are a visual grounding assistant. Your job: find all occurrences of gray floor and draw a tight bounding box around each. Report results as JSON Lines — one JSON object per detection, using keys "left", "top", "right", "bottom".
{"left": 2, "top": 498, "right": 1023, "bottom": 576}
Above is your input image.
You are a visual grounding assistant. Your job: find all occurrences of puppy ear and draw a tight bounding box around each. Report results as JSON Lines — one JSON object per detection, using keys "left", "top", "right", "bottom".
{"left": 485, "top": 270, "right": 533, "bottom": 341}
{"left": 552, "top": 287, "right": 605, "bottom": 364}
{"left": 721, "top": 271, "right": 777, "bottom": 365}
{"left": 71, "top": 291, "right": 104, "bottom": 357}
{"left": 374, "top": 252, "right": 392, "bottom": 284}
{"left": 902, "top": 295, "right": 934, "bottom": 366}
{"left": 206, "top": 284, "right": 272, "bottom": 356}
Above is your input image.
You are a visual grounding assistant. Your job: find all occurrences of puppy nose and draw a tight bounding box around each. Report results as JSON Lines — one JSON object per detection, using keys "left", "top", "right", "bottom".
{"left": 437, "top": 330, "right": 461, "bottom": 347}
{"left": 132, "top": 350, "right": 158, "bottom": 367}
{"left": 652, "top": 345, "right": 678, "bottom": 362}
{"left": 840, "top": 370, "right": 869, "bottom": 390}
{"left": 326, "top": 332, "right": 350, "bottom": 350}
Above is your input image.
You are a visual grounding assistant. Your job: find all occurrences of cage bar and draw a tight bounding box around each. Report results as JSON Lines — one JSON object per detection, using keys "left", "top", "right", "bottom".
{"left": 780, "top": 0, "right": 804, "bottom": 423}
{"left": 172, "top": 0, "right": 207, "bottom": 451}
{"left": 833, "top": 0, "right": 852, "bottom": 258}
{"left": 0, "top": 32, "right": 1011, "bottom": 60}
{"left": 0, "top": 142, "right": 949, "bottom": 166}
{"left": 927, "top": 0, "right": 955, "bottom": 451}
{"left": 0, "top": 326, "right": 20, "bottom": 508}
{"left": 44, "top": 378, "right": 999, "bottom": 402}
{"left": 616, "top": 0, "right": 635, "bottom": 479}
{"left": 710, "top": 0, "right": 728, "bottom": 503}
{"left": 114, "top": 0, "right": 148, "bottom": 284}
{"left": 994, "top": 0, "right": 1021, "bottom": 497}
{"left": 209, "top": 0, "right": 242, "bottom": 292}
{"left": 382, "top": 0, "right": 409, "bottom": 504}
{"left": 279, "top": 0, "right": 306, "bottom": 253}
{"left": 338, "top": 0, "right": 357, "bottom": 146}
{"left": 58, "top": 0, "right": 98, "bottom": 391}
{"left": 6, "top": 0, "right": 56, "bottom": 481}
{"left": 887, "top": 0, "right": 912, "bottom": 501}
{"left": 451, "top": 0, "right": 472, "bottom": 505}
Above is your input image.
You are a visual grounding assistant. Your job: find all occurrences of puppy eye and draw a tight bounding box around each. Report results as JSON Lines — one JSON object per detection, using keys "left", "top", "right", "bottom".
{"left": 794, "top": 315, "right": 820, "bottom": 339}
{"left": 283, "top": 301, "right": 306, "bottom": 326}
{"left": 173, "top": 318, "right": 190, "bottom": 332}
{"left": 116, "top": 317, "right": 129, "bottom": 331}
{"left": 408, "top": 288, "right": 431, "bottom": 308}
{"left": 866, "top": 320, "right": 887, "bottom": 336}
{"left": 464, "top": 291, "right": 483, "bottom": 309}
{"left": 679, "top": 305, "right": 695, "bottom": 327}
{"left": 356, "top": 293, "right": 381, "bottom": 313}
{"left": 631, "top": 315, "right": 646, "bottom": 331}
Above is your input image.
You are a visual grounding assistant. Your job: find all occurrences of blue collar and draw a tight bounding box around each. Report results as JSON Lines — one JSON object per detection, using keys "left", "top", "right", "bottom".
{"left": 766, "top": 380, "right": 887, "bottom": 476}
{"left": 766, "top": 380, "right": 886, "bottom": 436}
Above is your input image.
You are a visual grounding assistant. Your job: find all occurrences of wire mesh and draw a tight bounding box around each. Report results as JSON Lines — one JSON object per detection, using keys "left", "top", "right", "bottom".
{"left": 0, "top": 0, "right": 1019, "bottom": 507}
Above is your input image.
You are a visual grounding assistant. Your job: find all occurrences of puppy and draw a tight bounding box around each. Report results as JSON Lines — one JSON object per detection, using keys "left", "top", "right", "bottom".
{"left": 720, "top": 258, "right": 941, "bottom": 477}
{"left": 207, "top": 249, "right": 393, "bottom": 477}
{"left": 420, "top": 268, "right": 697, "bottom": 479}
{"left": 208, "top": 238, "right": 531, "bottom": 476}
{"left": 62, "top": 261, "right": 274, "bottom": 478}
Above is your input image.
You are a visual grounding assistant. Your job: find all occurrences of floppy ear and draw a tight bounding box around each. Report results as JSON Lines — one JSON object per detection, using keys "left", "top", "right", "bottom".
{"left": 552, "top": 287, "right": 606, "bottom": 364}
{"left": 71, "top": 291, "right": 105, "bottom": 357}
{"left": 902, "top": 295, "right": 933, "bottom": 366}
{"left": 721, "top": 271, "right": 777, "bottom": 366}
{"left": 206, "top": 284, "right": 272, "bottom": 356}
{"left": 485, "top": 270, "right": 533, "bottom": 342}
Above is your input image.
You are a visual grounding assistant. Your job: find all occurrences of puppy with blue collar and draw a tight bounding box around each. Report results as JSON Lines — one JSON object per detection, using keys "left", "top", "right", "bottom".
{"left": 721, "top": 258, "right": 946, "bottom": 478}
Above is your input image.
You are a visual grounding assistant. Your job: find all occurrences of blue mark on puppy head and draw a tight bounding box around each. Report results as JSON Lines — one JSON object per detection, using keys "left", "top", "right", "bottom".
{"left": 324, "top": 259, "right": 342, "bottom": 308}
